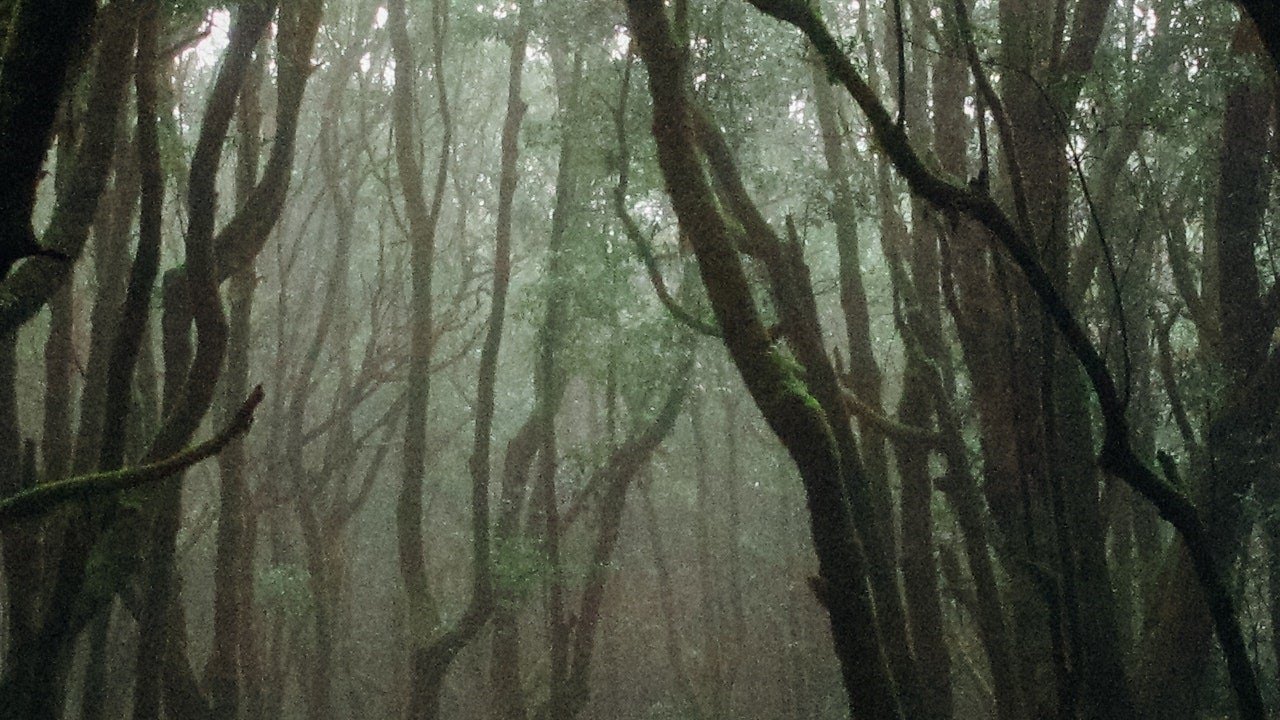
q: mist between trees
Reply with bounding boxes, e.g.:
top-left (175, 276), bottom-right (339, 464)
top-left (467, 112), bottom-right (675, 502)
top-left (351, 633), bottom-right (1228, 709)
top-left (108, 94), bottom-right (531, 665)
top-left (0, 0), bottom-right (1277, 718)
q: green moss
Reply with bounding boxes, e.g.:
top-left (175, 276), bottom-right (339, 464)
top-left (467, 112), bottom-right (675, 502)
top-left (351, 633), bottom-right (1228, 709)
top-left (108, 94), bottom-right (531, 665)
top-left (766, 344), bottom-right (819, 409)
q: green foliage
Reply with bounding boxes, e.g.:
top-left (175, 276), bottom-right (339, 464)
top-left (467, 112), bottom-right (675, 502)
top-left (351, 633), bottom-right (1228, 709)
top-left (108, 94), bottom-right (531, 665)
top-left (612, 302), bottom-right (690, 419)
top-left (449, 5), bottom-right (519, 47)
top-left (156, 112), bottom-right (189, 186)
top-left (537, 0), bottom-right (624, 48)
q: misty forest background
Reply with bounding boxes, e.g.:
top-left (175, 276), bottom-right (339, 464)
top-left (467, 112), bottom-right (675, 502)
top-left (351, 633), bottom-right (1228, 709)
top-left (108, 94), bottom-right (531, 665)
top-left (0, 0), bottom-right (1277, 718)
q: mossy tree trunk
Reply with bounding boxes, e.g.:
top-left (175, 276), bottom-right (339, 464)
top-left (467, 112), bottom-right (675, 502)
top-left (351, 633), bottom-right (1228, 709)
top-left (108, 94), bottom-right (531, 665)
top-left (624, 2), bottom-right (904, 717)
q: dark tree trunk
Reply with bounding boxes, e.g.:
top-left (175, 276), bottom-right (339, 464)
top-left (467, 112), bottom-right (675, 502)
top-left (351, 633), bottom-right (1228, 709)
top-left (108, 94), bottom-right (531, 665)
top-left (0, 0), bottom-right (96, 280)
top-left (207, 26), bottom-right (264, 720)
top-left (548, 352), bottom-right (693, 720)
top-left (387, 0), bottom-right (458, 716)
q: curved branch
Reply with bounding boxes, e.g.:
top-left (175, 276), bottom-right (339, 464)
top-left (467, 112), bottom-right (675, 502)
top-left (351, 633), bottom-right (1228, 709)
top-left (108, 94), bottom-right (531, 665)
top-left (625, 2), bottom-right (904, 716)
top-left (1155, 309), bottom-right (1199, 456)
top-left (1162, 217), bottom-right (1215, 340)
top-left (952, 0), bottom-right (1030, 237)
top-left (615, 208), bottom-right (720, 336)
top-left (612, 57), bottom-right (716, 337)
top-left (0, 387), bottom-right (264, 527)
top-left (840, 386), bottom-right (942, 448)
top-left (213, 0), bottom-right (323, 283)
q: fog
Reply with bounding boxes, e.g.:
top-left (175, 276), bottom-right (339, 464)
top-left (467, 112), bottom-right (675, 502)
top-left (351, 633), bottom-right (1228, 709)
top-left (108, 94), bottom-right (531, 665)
top-left (0, 1), bottom-right (1277, 719)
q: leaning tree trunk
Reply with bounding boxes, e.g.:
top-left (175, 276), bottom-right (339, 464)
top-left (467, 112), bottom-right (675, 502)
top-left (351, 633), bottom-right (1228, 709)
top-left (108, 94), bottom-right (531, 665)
top-left (624, 3), bottom-right (903, 717)
top-left (0, 6), bottom-right (143, 714)
top-left (547, 348), bottom-right (695, 720)
top-left (0, 0), bottom-right (96, 279)
top-left (1133, 21), bottom-right (1277, 719)
top-left (405, 10), bottom-right (530, 719)
top-left (207, 32), bottom-right (265, 720)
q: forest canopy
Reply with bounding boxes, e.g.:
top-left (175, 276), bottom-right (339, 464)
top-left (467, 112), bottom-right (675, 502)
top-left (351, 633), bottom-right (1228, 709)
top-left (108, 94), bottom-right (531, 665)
top-left (0, 0), bottom-right (1277, 719)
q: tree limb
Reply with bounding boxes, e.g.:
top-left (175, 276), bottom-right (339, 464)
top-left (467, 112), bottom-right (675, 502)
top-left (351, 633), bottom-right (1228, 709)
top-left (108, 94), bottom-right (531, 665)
top-left (952, 0), bottom-right (1031, 236)
top-left (0, 386), bottom-right (264, 527)
top-left (840, 385), bottom-right (943, 448)
top-left (613, 55), bottom-right (718, 337)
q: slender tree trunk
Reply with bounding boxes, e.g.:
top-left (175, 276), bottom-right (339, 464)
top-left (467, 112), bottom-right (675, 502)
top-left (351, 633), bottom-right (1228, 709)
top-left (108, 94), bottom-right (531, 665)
top-left (892, 15), bottom-right (955, 715)
top-left (72, 117), bottom-right (137, 479)
top-left (639, 482), bottom-right (702, 718)
top-left (808, 52), bottom-right (898, 697)
top-left (0, 333), bottom-right (42, 714)
top-left (690, 393), bottom-right (724, 717)
top-left (387, 0), bottom-right (456, 715)
top-left (78, 604), bottom-right (114, 720)
top-left (0, 7), bottom-right (141, 715)
top-left (551, 352), bottom-right (693, 719)
top-left (1134, 22), bottom-right (1277, 720)
top-left (133, 6), bottom-right (279, 715)
top-left (491, 29), bottom-right (580, 720)
top-left (208, 31), bottom-right (264, 720)
top-left (42, 282), bottom-right (75, 482)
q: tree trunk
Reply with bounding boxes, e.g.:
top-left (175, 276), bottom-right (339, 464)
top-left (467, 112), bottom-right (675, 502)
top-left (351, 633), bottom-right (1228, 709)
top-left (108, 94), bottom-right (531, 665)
top-left (625, 3), bottom-right (903, 717)
top-left (387, 0), bottom-right (457, 715)
top-left (208, 27), bottom-right (264, 719)
top-left (0, 0), bottom-right (96, 279)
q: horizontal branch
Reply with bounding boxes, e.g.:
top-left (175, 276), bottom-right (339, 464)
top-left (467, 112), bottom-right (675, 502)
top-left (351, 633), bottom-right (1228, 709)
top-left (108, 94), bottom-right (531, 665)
top-left (841, 386), bottom-right (942, 448)
top-left (0, 386), bottom-right (264, 527)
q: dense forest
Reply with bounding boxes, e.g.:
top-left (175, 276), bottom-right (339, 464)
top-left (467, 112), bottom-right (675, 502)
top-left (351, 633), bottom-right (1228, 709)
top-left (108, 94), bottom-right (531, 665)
top-left (0, 0), bottom-right (1276, 718)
